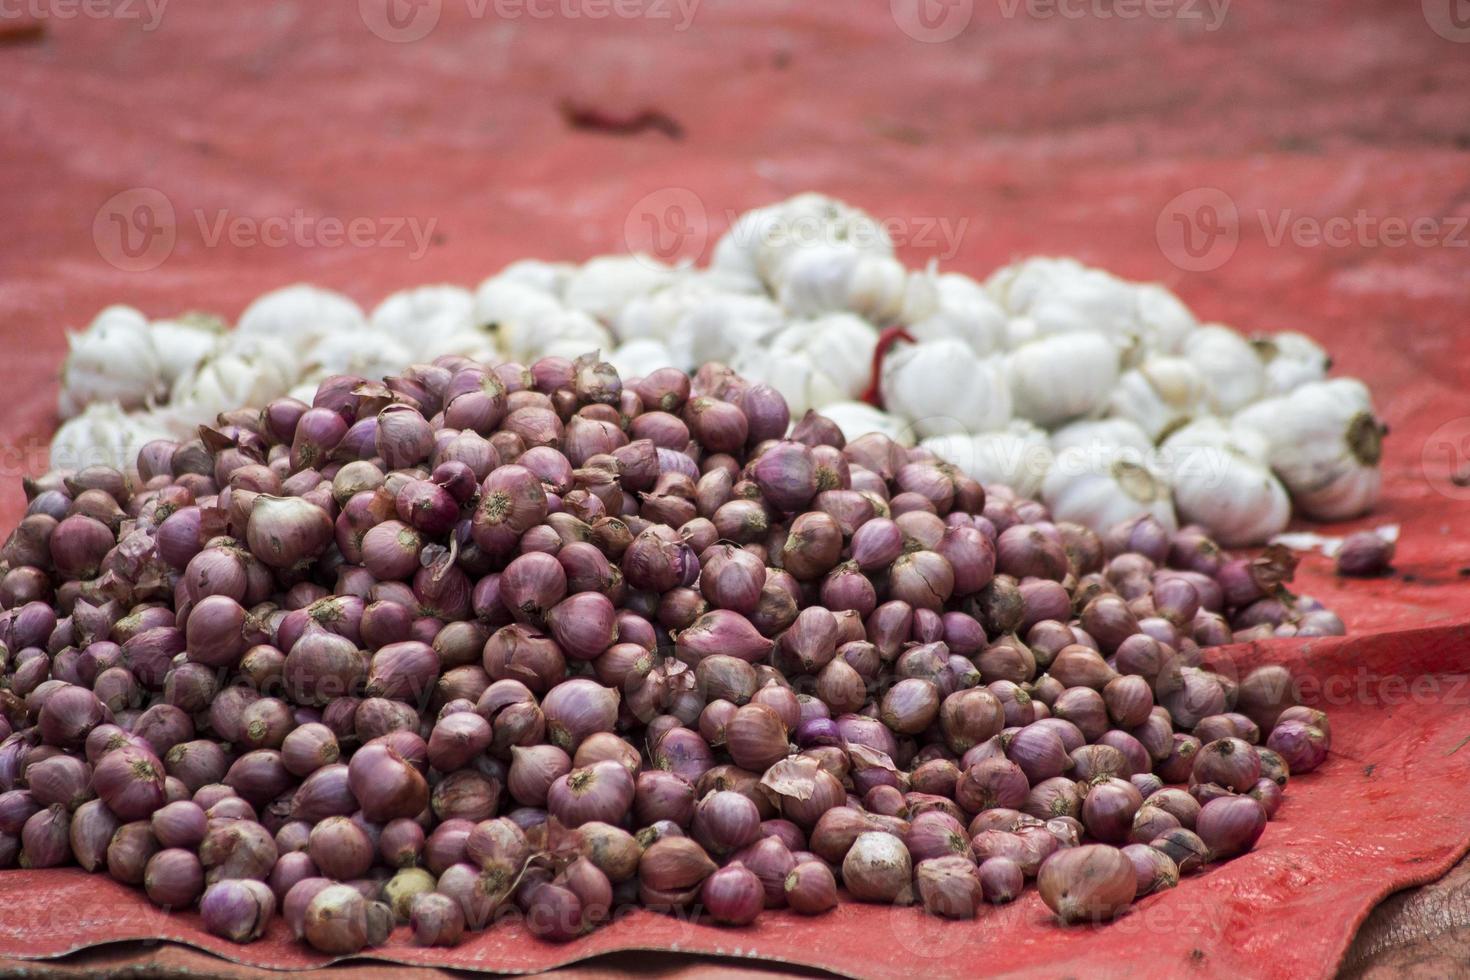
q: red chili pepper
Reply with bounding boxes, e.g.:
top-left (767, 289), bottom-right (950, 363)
top-left (858, 326), bottom-right (915, 408)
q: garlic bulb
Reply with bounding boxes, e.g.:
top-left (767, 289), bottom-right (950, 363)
top-left (906, 273), bottom-right (1008, 356)
top-left (820, 401), bottom-right (917, 447)
top-left (988, 258), bottom-right (1195, 357)
top-left (49, 401), bottom-right (177, 475)
top-left (493, 259), bottom-right (574, 297)
top-left (1003, 315), bottom-right (1041, 351)
top-left (219, 335), bottom-right (300, 392)
top-left (1234, 379), bottom-right (1385, 520)
top-left (502, 309), bottom-right (612, 364)
top-left (732, 314), bottom-right (876, 418)
top-left (1161, 420), bottom-right (1290, 546)
top-left (988, 259), bottom-right (1135, 343)
top-left (608, 339), bottom-right (678, 381)
top-left (1251, 331), bottom-right (1330, 396)
top-left (369, 285), bottom-right (478, 360)
top-left (170, 350), bottom-right (294, 421)
top-left (1183, 324), bottom-right (1264, 414)
top-left (775, 245), bottom-right (935, 326)
top-left (58, 306), bottom-right (165, 419)
top-left (662, 292), bottom-right (784, 368)
top-left (880, 339), bottom-right (1013, 439)
top-left (1049, 418), bottom-right (1153, 457)
top-left (711, 193), bottom-right (893, 292)
top-left (150, 315), bottom-right (225, 387)
top-left (617, 279), bottom-right (708, 343)
top-left (1008, 333), bottom-right (1120, 427)
top-left (563, 255), bottom-right (676, 325)
top-left (1133, 283), bottom-right (1197, 357)
top-left (235, 285), bottom-right (365, 345)
top-left (1107, 356), bottom-right (1211, 442)
top-left (1042, 446), bottom-right (1176, 534)
top-left (922, 421), bottom-right (1053, 498)
top-left (305, 331), bottom-right (414, 380)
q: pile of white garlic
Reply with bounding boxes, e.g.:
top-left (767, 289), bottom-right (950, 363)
top-left (51, 193), bottom-right (1385, 545)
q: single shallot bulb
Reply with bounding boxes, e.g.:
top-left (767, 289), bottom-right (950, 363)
top-left (1037, 844), bottom-right (1137, 924)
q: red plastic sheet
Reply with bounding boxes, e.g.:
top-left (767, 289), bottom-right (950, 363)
top-left (1, 0), bottom-right (1468, 975)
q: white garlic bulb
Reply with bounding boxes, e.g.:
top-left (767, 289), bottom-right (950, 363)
top-left (663, 292), bottom-right (785, 368)
top-left (988, 258), bottom-right (1134, 342)
top-left (505, 309), bottom-right (612, 364)
top-left (1107, 356), bottom-right (1211, 442)
top-left (473, 279), bottom-right (564, 361)
top-left (492, 259), bottom-right (574, 297)
top-left (563, 255), bottom-right (676, 325)
top-left (219, 334), bottom-right (300, 392)
top-left (370, 285), bottom-right (478, 360)
top-left (906, 273), bottom-right (1008, 357)
top-left (1251, 330), bottom-right (1330, 395)
top-left (58, 306), bottom-right (165, 419)
top-left (150, 315), bottom-right (225, 387)
top-left (170, 350), bottom-right (294, 420)
top-left (1161, 419), bottom-right (1290, 546)
top-left (1003, 315), bottom-right (1041, 351)
top-left (988, 258), bottom-right (1195, 357)
top-left (305, 331), bottom-right (414, 380)
top-left (1008, 333), bottom-right (1121, 427)
top-left (49, 401), bottom-right (178, 475)
top-left (1233, 379), bottom-right (1385, 520)
top-left (819, 401), bottom-right (916, 447)
top-left (617, 279), bottom-right (709, 343)
top-left (608, 339), bottom-right (678, 381)
top-left (1133, 283), bottom-right (1197, 356)
top-left (880, 339), bottom-right (1012, 439)
top-left (922, 421), bottom-right (1053, 498)
top-left (235, 285), bottom-right (365, 345)
top-left (1049, 417), bottom-right (1153, 457)
top-left (1183, 324), bottom-right (1264, 413)
top-left (711, 193), bottom-right (893, 292)
top-left (1042, 445), bottom-right (1177, 534)
top-left (732, 314), bottom-right (877, 418)
top-left (775, 245), bottom-right (932, 325)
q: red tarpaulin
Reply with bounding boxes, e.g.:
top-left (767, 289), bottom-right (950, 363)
top-left (1, 0), bottom-right (1468, 975)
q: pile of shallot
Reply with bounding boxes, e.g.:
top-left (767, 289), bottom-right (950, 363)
top-left (0, 353), bottom-right (1333, 951)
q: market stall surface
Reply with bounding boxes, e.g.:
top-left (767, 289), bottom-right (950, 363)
top-left (1, 1), bottom-right (1468, 975)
